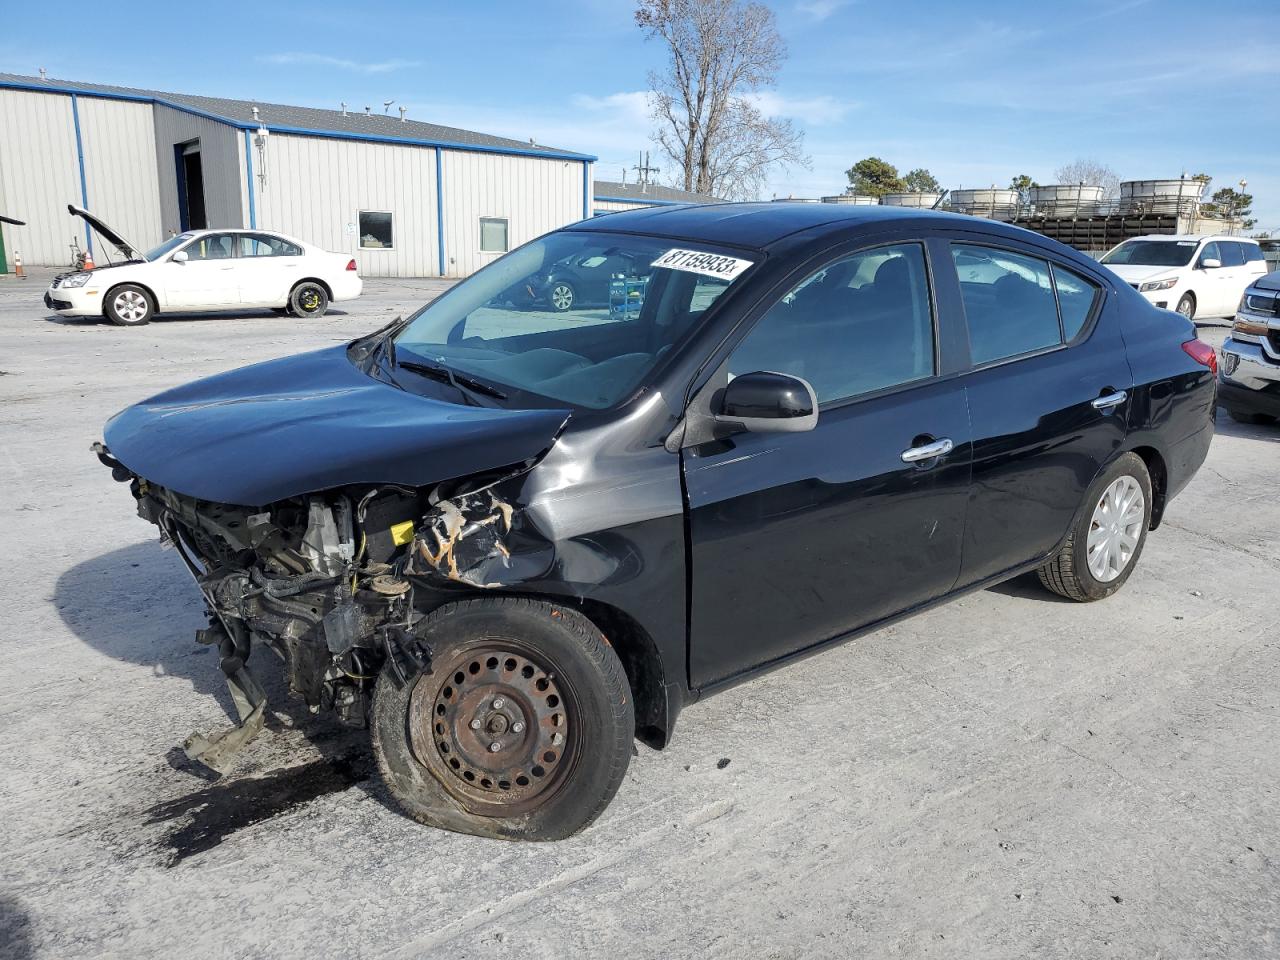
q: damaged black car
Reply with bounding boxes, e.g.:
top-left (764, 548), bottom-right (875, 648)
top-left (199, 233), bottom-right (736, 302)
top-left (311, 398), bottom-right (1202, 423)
top-left (97, 203), bottom-right (1215, 839)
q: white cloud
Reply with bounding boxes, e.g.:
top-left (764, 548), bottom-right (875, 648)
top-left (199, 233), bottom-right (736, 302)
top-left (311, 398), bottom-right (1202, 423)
top-left (796, 0), bottom-right (848, 21)
top-left (747, 92), bottom-right (856, 126)
top-left (258, 53), bottom-right (421, 74)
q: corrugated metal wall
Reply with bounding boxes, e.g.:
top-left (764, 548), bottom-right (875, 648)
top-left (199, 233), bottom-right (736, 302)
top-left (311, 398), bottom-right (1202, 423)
top-left (153, 104), bottom-right (245, 234)
top-left (440, 152), bottom-right (588, 277)
top-left (0, 89), bottom-right (84, 266)
top-left (77, 98), bottom-right (163, 256)
top-left (250, 133), bottom-right (439, 278)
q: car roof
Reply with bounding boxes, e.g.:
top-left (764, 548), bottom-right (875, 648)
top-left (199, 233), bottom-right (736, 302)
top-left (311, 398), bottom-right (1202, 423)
top-left (180, 228), bottom-right (308, 244)
top-left (566, 201), bottom-right (1004, 250)
top-left (1125, 234), bottom-right (1258, 244)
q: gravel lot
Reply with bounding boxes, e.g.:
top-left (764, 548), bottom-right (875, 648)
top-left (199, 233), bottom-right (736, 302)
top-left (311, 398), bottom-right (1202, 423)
top-left (1, 268), bottom-right (1277, 960)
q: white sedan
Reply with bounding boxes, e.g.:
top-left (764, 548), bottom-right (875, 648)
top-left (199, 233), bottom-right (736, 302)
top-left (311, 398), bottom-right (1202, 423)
top-left (44, 205), bottom-right (362, 326)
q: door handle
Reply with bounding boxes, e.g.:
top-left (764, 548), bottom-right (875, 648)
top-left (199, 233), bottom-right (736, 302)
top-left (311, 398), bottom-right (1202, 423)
top-left (901, 437), bottom-right (954, 463)
top-left (1091, 390), bottom-right (1127, 410)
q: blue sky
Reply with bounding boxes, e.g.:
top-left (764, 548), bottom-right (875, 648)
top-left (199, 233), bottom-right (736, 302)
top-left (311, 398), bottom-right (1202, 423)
top-left (4, 0), bottom-right (1277, 228)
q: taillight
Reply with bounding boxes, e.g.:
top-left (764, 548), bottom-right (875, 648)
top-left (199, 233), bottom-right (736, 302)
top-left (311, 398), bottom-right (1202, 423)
top-left (1182, 338), bottom-right (1217, 376)
top-left (346, 259), bottom-right (358, 272)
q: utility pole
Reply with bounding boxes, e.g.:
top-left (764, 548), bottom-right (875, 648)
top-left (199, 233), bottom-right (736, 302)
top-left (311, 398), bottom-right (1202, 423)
top-left (633, 151), bottom-right (660, 192)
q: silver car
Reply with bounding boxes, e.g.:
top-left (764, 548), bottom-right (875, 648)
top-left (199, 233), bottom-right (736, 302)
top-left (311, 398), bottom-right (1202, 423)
top-left (1219, 272), bottom-right (1280, 424)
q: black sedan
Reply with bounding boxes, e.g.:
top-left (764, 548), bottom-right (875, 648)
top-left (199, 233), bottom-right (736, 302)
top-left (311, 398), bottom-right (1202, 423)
top-left (95, 203), bottom-right (1215, 840)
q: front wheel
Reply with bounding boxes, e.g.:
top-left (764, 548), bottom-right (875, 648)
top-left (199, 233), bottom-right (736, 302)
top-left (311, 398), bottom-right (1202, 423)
top-left (1037, 452), bottom-right (1152, 602)
top-left (104, 284), bottom-right (154, 326)
top-left (371, 598), bottom-right (633, 840)
top-left (1175, 293), bottom-right (1195, 320)
top-left (548, 281), bottom-right (575, 312)
top-left (289, 282), bottom-right (329, 318)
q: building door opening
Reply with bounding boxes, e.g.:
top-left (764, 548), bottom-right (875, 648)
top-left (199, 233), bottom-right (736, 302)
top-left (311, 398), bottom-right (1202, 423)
top-left (175, 140), bottom-right (207, 231)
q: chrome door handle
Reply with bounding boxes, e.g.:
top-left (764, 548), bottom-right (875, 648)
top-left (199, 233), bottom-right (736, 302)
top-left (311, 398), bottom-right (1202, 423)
top-left (1091, 390), bottom-right (1127, 410)
top-left (901, 438), bottom-right (954, 463)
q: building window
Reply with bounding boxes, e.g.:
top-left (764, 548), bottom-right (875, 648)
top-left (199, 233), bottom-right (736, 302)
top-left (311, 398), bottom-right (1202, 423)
top-left (480, 217), bottom-right (509, 253)
top-left (359, 211), bottom-right (393, 249)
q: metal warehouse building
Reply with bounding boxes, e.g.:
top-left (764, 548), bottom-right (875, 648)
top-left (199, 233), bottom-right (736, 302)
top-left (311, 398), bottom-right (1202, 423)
top-left (592, 180), bottom-right (718, 216)
top-left (0, 73), bottom-right (596, 277)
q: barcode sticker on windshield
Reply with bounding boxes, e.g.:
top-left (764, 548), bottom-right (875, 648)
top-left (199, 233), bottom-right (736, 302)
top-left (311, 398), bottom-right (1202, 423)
top-left (651, 249), bottom-right (754, 280)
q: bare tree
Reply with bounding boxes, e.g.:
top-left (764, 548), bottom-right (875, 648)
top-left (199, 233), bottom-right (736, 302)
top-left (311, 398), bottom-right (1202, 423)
top-left (636, 0), bottom-right (808, 201)
top-left (1054, 158), bottom-right (1120, 197)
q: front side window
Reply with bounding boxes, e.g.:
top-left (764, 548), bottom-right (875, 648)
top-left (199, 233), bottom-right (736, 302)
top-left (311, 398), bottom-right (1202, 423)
top-left (1101, 240), bottom-right (1198, 267)
top-left (238, 234), bottom-right (302, 257)
top-left (728, 243), bottom-right (934, 404)
top-left (394, 232), bottom-right (756, 409)
top-left (145, 233), bottom-right (194, 261)
top-left (952, 245), bottom-right (1059, 364)
top-left (480, 217), bottom-right (509, 253)
top-left (359, 212), bottom-right (393, 249)
top-left (184, 234), bottom-right (236, 261)
top-left (1198, 241), bottom-right (1222, 266)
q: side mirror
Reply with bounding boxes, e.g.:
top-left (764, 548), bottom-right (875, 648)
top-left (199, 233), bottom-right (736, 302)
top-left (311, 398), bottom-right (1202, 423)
top-left (171, 250), bottom-right (188, 264)
top-left (715, 371), bottom-right (818, 434)
top-left (1200, 257), bottom-right (1221, 269)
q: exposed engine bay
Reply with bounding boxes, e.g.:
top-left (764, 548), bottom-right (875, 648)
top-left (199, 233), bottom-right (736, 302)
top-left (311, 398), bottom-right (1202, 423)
top-left (97, 442), bottom-right (536, 772)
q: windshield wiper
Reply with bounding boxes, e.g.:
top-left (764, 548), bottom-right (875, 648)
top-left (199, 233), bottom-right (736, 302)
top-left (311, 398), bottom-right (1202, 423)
top-left (398, 360), bottom-right (508, 404)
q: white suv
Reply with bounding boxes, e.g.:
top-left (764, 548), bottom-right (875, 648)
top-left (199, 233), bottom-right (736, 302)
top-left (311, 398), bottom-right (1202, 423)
top-left (1099, 234), bottom-right (1267, 320)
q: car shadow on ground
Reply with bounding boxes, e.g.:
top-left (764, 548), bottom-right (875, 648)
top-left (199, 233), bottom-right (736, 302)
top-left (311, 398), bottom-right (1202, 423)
top-left (0, 893), bottom-right (33, 960)
top-left (54, 542), bottom-right (394, 859)
top-left (1212, 408), bottom-right (1280, 443)
top-left (39, 308), bottom-right (350, 326)
top-left (985, 570), bottom-right (1075, 603)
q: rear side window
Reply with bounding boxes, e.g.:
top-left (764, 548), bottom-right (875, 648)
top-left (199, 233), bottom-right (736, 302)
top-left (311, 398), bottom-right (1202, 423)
top-left (730, 242), bottom-right (934, 404)
top-left (1243, 244), bottom-right (1265, 263)
top-left (952, 245), bottom-right (1059, 364)
top-left (1052, 264), bottom-right (1100, 340)
top-left (1220, 242), bottom-right (1246, 268)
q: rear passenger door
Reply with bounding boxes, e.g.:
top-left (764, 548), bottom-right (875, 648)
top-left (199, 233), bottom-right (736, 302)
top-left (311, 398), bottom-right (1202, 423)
top-left (945, 240), bottom-right (1131, 588)
top-left (235, 234), bottom-right (304, 306)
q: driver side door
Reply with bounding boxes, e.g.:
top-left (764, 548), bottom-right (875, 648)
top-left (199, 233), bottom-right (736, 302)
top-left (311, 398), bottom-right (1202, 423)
top-left (161, 233), bottom-right (241, 308)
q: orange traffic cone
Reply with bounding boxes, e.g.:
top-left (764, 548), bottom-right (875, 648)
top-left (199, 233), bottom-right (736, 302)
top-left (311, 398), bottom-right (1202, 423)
top-left (13, 250), bottom-right (23, 278)
top-left (82, 250), bottom-right (95, 270)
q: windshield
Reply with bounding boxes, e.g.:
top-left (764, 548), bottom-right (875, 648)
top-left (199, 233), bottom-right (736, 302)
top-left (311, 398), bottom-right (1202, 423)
top-left (143, 234), bottom-right (194, 262)
top-left (393, 231), bottom-right (755, 409)
top-left (1101, 239), bottom-right (1198, 267)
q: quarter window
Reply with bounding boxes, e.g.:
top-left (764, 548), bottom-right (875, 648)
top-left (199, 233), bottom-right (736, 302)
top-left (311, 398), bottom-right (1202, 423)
top-left (729, 243), bottom-right (934, 404)
top-left (480, 217), bottom-right (509, 253)
top-left (1051, 264), bottom-right (1100, 340)
top-left (358, 212), bottom-right (393, 249)
top-left (952, 245), bottom-right (1060, 364)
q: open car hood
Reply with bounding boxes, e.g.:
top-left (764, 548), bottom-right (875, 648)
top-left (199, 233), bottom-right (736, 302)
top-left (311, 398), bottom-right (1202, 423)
top-left (68, 204), bottom-right (139, 260)
top-left (103, 345), bottom-right (572, 506)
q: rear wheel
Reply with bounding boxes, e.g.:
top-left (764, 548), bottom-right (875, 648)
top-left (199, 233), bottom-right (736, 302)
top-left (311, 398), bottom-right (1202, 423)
top-left (289, 282), bottom-right (329, 318)
top-left (1037, 452), bottom-right (1152, 602)
top-left (104, 284), bottom-right (154, 326)
top-left (1175, 293), bottom-right (1195, 320)
top-left (371, 598), bottom-right (633, 840)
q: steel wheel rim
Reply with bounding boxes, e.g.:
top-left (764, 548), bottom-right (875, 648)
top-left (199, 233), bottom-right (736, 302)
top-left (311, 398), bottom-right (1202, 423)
top-left (116, 291), bottom-right (146, 322)
top-left (408, 640), bottom-right (577, 816)
top-left (298, 288), bottom-right (321, 312)
top-left (551, 284), bottom-right (573, 310)
top-left (1087, 475), bottom-right (1144, 582)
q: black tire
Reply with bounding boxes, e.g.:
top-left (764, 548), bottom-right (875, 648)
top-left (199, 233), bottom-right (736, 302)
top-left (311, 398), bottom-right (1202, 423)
top-left (289, 281), bottom-right (329, 318)
top-left (371, 597), bottom-right (633, 840)
top-left (1037, 452), bottom-right (1153, 602)
top-left (1228, 408), bottom-right (1275, 425)
top-left (104, 284), bottom-right (154, 326)
top-left (548, 281), bottom-right (576, 312)
top-left (1175, 293), bottom-right (1195, 320)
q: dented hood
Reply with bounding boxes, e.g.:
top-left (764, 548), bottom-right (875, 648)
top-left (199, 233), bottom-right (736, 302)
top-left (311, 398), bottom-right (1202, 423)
top-left (103, 345), bottom-right (571, 505)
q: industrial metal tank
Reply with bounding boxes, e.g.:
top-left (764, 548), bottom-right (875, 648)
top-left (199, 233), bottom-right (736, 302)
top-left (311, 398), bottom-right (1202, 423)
top-left (1119, 178), bottom-right (1205, 216)
top-left (1028, 183), bottom-right (1105, 217)
top-left (949, 188), bottom-right (1020, 221)
top-left (820, 194), bottom-right (878, 205)
top-left (878, 192), bottom-right (943, 209)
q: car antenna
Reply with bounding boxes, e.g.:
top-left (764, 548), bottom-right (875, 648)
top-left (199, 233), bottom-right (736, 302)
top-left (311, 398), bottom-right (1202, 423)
top-left (931, 190), bottom-right (949, 211)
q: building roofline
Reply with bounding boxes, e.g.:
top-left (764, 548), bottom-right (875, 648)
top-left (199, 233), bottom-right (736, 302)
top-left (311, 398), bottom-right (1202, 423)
top-left (595, 194), bottom-right (687, 207)
top-left (0, 77), bottom-right (598, 163)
